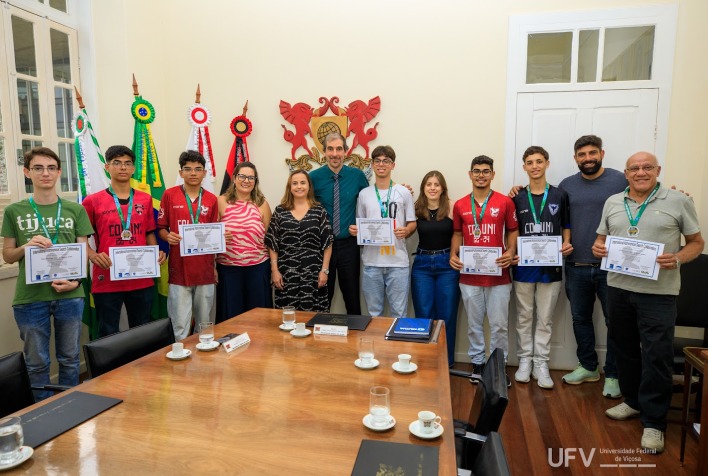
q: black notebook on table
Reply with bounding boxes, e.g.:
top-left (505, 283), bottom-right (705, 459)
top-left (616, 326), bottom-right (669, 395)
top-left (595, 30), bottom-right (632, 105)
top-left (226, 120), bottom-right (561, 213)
top-left (21, 391), bottom-right (122, 448)
top-left (384, 318), bottom-right (440, 343)
top-left (306, 313), bottom-right (372, 330)
top-left (351, 440), bottom-right (439, 476)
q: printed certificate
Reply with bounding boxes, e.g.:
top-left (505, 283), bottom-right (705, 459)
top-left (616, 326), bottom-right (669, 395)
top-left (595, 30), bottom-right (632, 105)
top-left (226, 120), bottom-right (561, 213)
top-left (25, 243), bottom-right (87, 284)
top-left (600, 236), bottom-right (664, 280)
top-left (178, 223), bottom-right (226, 256)
top-left (517, 236), bottom-right (562, 267)
top-left (109, 245), bottom-right (160, 280)
top-left (460, 246), bottom-right (502, 276)
top-left (356, 218), bottom-right (394, 246)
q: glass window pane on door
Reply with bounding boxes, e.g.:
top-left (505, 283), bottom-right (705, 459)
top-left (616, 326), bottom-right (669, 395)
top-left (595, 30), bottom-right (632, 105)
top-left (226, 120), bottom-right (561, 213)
top-left (17, 79), bottom-right (42, 135)
top-left (49, 0), bottom-right (67, 12)
top-left (526, 32), bottom-right (572, 84)
top-left (22, 139), bottom-right (43, 194)
top-left (50, 29), bottom-right (72, 83)
top-left (55, 87), bottom-right (73, 138)
top-left (58, 142), bottom-right (76, 192)
top-left (0, 139), bottom-right (8, 195)
top-left (577, 30), bottom-right (599, 83)
top-left (11, 16), bottom-right (37, 77)
top-left (602, 26), bottom-right (655, 82)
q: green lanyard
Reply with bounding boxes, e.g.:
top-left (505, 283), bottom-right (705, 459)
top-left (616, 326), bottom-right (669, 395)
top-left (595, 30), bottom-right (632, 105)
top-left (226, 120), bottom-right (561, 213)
top-left (109, 186), bottom-right (134, 240)
top-left (374, 180), bottom-right (393, 218)
top-left (623, 183), bottom-right (660, 237)
top-left (470, 190), bottom-right (492, 238)
top-left (183, 186), bottom-right (203, 224)
top-left (29, 196), bottom-right (62, 244)
top-left (527, 183), bottom-right (549, 233)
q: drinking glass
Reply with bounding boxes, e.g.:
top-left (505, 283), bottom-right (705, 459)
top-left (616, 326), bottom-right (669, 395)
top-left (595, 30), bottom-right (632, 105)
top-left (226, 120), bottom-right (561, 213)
top-left (282, 306), bottom-right (296, 328)
top-left (0, 416), bottom-right (23, 464)
top-left (358, 337), bottom-right (374, 367)
top-left (369, 386), bottom-right (390, 427)
top-left (199, 322), bottom-right (214, 344)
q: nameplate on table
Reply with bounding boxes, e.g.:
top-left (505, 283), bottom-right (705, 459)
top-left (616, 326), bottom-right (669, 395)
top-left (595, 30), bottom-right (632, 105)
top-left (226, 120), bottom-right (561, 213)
top-left (223, 332), bottom-right (250, 353)
top-left (313, 324), bottom-right (348, 336)
top-left (20, 391), bottom-right (122, 448)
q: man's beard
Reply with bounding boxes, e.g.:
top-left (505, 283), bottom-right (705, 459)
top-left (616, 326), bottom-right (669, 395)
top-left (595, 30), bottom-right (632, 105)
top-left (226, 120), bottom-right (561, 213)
top-left (578, 160), bottom-right (601, 175)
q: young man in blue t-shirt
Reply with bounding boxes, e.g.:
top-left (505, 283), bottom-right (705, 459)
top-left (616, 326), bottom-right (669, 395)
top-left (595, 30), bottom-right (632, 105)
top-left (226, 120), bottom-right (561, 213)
top-left (512, 146), bottom-right (572, 389)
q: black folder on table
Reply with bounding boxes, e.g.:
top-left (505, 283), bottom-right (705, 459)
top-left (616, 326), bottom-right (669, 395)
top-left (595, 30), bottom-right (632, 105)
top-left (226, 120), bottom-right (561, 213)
top-left (20, 391), bottom-right (122, 448)
top-left (384, 318), bottom-right (442, 344)
top-left (351, 440), bottom-right (439, 476)
top-left (306, 313), bottom-right (372, 330)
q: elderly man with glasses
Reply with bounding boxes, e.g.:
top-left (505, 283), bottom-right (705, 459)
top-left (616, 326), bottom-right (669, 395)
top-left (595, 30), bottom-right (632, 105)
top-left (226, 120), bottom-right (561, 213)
top-left (592, 151), bottom-right (704, 453)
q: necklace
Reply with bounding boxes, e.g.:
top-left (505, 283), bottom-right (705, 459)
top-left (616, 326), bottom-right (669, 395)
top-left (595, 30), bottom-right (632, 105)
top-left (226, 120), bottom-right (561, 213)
top-left (428, 208), bottom-right (438, 220)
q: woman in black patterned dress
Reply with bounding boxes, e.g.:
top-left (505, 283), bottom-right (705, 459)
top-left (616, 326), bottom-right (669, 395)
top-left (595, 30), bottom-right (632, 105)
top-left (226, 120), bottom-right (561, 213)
top-left (265, 170), bottom-right (333, 311)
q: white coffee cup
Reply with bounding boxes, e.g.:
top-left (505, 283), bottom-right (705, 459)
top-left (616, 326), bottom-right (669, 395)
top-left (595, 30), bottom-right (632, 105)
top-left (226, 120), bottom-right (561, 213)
top-left (172, 342), bottom-right (184, 356)
top-left (397, 353), bottom-right (411, 370)
top-left (295, 322), bottom-right (306, 333)
top-left (418, 410), bottom-right (442, 434)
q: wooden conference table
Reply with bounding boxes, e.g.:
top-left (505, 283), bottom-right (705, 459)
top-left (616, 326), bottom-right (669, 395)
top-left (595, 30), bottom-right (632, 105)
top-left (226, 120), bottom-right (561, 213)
top-left (11, 308), bottom-right (455, 475)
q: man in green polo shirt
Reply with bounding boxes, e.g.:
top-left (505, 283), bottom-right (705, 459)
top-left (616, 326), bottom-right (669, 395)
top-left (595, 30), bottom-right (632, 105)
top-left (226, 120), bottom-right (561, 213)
top-left (310, 133), bottom-right (369, 314)
top-left (2, 147), bottom-right (94, 400)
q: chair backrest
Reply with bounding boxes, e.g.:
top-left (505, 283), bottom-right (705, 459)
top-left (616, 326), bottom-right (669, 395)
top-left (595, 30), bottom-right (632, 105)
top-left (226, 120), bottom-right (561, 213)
top-left (0, 352), bottom-right (35, 418)
top-left (467, 348), bottom-right (509, 435)
top-left (83, 318), bottom-right (175, 378)
top-left (471, 432), bottom-right (512, 476)
top-left (676, 253), bottom-right (708, 336)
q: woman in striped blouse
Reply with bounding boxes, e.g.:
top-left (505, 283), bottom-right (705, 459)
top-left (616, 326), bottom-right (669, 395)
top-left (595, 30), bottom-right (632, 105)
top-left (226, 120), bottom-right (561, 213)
top-left (216, 162), bottom-right (273, 322)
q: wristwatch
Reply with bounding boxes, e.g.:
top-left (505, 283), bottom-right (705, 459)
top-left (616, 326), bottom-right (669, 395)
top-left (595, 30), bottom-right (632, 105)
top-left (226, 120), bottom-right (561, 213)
top-left (675, 256), bottom-right (681, 268)
top-left (321, 269), bottom-right (329, 275)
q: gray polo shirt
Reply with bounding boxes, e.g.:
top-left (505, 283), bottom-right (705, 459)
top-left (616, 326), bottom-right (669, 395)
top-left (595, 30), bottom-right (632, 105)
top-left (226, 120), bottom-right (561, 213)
top-left (597, 184), bottom-right (701, 295)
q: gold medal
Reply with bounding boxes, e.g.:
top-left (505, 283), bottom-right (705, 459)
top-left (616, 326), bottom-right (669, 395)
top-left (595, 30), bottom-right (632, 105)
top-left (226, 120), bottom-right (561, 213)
top-left (627, 226), bottom-right (639, 237)
top-left (121, 229), bottom-right (133, 240)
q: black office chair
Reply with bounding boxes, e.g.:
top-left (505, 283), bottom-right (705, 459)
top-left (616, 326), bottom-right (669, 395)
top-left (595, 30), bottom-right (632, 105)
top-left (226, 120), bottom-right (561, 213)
top-left (673, 253), bottom-right (708, 374)
top-left (457, 431), bottom-right (512, 476)
top-left (0, 352), bottom-right (70, 418)
top-left (450, 348), bottom-right (509, 471)
top-left (83, 318), bottom-right (175, 378)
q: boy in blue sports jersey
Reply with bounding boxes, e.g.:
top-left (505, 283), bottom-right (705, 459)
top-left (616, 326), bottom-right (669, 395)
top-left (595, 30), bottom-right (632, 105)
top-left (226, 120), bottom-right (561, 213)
top-left (512, 146), bottom-right (572, 389)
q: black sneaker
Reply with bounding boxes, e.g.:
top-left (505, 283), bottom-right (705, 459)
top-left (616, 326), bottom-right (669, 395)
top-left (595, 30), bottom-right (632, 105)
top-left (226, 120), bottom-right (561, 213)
top-left (469, 362), bottom-right (485, 384)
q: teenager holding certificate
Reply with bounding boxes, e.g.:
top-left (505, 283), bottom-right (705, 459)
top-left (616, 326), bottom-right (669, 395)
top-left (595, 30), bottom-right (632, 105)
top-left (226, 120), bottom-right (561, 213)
top-left (2, 147), bottom-right (94, 399)
top-left (158, 151), bottom-right (219, 341)
top-left (511, 146), bottom-right (572, 389)
top-left (450, 155), bottom-right (517, 384)
top-left (82, 145), bottom-right (166, 338)
top-left (592, 152), bottom-right (704, 453)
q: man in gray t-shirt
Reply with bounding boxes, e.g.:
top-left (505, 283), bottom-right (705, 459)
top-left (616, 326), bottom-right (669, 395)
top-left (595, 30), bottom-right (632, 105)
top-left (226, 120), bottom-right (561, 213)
top-left (557, 135), bottom-right (627, 399)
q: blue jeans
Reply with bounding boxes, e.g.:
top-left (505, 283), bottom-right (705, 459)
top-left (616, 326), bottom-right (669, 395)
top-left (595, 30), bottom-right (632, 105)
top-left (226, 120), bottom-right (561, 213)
top-left (13, 297), bottom-right (84, 401)
top-left (361, 266), bottom-right (410, 318)
top-left (564, 264), bottom-right (617, 378)
top-left (411, 251), bottom-right (460, 365)
top-left (93, 286), bottom-right (154, 338)
top-left (607, 287), bottom-right (675, 431)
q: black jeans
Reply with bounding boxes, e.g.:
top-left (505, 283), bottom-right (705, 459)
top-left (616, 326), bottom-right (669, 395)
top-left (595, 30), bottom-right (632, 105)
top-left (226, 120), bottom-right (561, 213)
top-left (326, 237), bottom-right (361, 315)
top-left (93, 286), bottom-right (154, 338)
top-left (607, 286), bottom-right (676, 431)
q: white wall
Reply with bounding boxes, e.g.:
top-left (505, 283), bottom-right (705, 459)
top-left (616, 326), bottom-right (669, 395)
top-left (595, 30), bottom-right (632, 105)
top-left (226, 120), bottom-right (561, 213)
top-left (1, 0), bottom-right (706, 362)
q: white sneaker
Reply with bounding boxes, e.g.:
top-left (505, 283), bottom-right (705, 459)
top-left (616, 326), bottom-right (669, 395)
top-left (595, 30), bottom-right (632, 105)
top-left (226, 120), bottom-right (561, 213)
top-left (641, 428), bottom-right (664, 453)
top-left (605, 402), bottom-right (640, 421)
top-left (515, 358), bottom-right (532, 383)
top-left (532, 361), bottom-right (554, 389)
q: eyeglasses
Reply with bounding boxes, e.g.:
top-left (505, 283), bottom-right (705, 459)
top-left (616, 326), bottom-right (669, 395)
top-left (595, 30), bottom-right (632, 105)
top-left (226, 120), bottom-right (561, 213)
top-left (471, 169), bottom-right (493, 177)
top-left (182, 167), bottom-right (204, 173)
top-left (626, 165), bottom-right (658, 174)
top-left (110, 161), bottom-right (135, 169)
top-left (29, 166), bottom-right (59, 173)
top-left (236, 174), bottom-right (256, 182)
top-left (372, 158), bottom-right (393, 166)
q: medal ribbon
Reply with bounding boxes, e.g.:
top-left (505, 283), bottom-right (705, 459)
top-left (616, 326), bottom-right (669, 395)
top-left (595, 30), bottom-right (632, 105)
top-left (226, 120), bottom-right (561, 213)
top-left (527, 183), bottom-right (549, 230)
top-left (470, 190), bottom-right (492, 231)
top-left (183, 186), bottom-right (203, 224)
top-left (374, 180), bottom-right (393, 218)
top-left (623, 183), bottom-right (660, 227)
top-left (109, 186), bottom-right (134, 235)
top-left (29, 196), bottom-right (62, 244)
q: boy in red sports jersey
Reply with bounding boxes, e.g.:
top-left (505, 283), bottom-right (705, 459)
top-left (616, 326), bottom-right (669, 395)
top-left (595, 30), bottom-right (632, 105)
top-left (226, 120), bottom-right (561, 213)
top-left (83, 145), bottom-right (166, 338)
top-left (158, 151), bottom-right (219, 341)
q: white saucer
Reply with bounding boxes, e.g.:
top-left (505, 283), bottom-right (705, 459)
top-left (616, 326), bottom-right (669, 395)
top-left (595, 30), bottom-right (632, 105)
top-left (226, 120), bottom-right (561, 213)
top-left (362, 413), bottom-right (396, 431)
top-left (0, 446), bottom-right (33, 470)
top-left (392, 362), bottom-right (418, 374)
top-left (354, 358), bottom-right (380, 370)
top-left (166, 349), bottom-right (192, 360)
top-left (290, 328), bottom-right (312, 338)
top-left (196, 341), bottom-right (220, 351)
top-left (279, 323), bottom-right (296, 331)
top-left (409, 420), bottom-right (444, 439)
